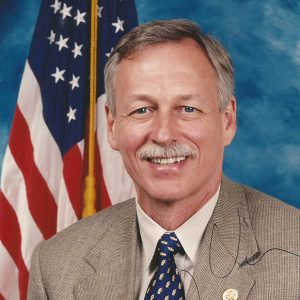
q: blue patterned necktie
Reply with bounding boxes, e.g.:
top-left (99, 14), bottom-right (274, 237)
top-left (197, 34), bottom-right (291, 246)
top-left (144, 232), bottom-right (185, 300)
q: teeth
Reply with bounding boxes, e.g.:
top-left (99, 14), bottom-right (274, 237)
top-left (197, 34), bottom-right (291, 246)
top-left (150, 156), bottom-right (186, 164)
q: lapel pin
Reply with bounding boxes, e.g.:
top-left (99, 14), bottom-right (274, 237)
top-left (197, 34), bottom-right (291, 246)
top-left (222, 288), bottom-right (238, 300)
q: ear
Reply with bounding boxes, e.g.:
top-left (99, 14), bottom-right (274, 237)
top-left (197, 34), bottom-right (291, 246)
top-left (105, 104), bottom-right (119, 151)
top-left (222, 96), bottom-right (237, 146)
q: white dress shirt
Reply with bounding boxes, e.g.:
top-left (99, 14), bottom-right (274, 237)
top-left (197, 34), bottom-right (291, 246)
top-left (135, 187), bottom-right (220, 299)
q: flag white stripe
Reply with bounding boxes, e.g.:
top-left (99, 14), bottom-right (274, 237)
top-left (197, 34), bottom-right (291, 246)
top-left (0, 242), bottom-right (20, 300)
top-left (1, 148), bottom-right (43, 269)
top-left (77, 140), bottom-right (84, 158)
top-left (18, 62), bottom-right (78, 231)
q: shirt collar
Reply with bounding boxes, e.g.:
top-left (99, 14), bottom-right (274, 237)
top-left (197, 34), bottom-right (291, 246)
top-left (136, 186), bottom-right (220, 270)
top-left (136, 200), bottom-right (165, 270)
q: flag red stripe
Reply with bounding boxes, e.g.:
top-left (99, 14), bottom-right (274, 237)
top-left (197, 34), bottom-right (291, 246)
top-left (18, 258), bottom-right (29, 300)
top-left (9, 106), bottom-right (57, 239)
top-left (63, 145), bottom-right (84, 219)
top-left (0, 191), bottom-right (29, 300)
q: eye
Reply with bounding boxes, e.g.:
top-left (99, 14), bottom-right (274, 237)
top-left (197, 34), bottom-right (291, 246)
top-left (183, 106), bottom-right (196, 113)
top-left (130, 107), bottom-right (150, 115)
top-left (135, 107), bottom-right (147, 114)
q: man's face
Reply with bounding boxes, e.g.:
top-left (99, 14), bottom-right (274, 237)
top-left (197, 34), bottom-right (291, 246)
top-left (106, 38), bottom-right (236, 207)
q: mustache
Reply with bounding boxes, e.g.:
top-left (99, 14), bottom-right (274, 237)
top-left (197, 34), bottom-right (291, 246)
top-left (137, 144), bottom-right (196, 160)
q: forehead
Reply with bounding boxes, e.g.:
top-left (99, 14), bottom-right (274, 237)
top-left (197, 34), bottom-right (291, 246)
top-left (120, 38), bottom-right (215, 73)
top-left (114, 38), bottom-right (219, 95)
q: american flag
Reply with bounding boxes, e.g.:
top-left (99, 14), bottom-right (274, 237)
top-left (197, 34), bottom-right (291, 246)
top-left (0, 0), bottom-right (137, 299)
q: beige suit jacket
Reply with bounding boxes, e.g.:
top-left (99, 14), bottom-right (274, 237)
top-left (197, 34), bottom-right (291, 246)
top-left (28, 177), bottom-right (300, 299)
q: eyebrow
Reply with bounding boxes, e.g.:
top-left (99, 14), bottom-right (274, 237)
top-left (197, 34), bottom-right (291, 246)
top-left (124, 93), bottom-right (212, 112)
top-left (128, 93), bottom-right (203, 102)
top-left (127, 94), bottom-right (156, 102)
top-left (179, 94), bottom-right (202, 101)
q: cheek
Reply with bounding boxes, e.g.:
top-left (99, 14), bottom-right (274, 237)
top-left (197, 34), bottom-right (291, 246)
top-left (115, 124), bottom-right (148, 158)
top-left (183, 119), bottom-right (223, 146)
top-left (182, 122), bottom-right (225, 164)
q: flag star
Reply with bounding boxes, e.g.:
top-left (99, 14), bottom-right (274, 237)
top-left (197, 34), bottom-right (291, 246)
top-left (51, 67), bottom-right (65, 83)
top-left (97, 6), bottom-right (103, 18)
top-left (72, 42), bottom-right (83, 58)
top-left (106, 47), bottom-right (114, 58)
top-left (69, 74), bottom-right (80, 90)
top-left (50, 0), bottom-right (61, 14)
top-left (112, 16), bottom-right (124, 33)
top-left (47, 30), bottom-right (56, 45)
top-left (60, 3), bottom-right (72, 20)
top-left (66, 106), bottom-right (77, 123)
top-left (55, 34), bottom-right (69, 51)
top-left (74, 9), bottom-right (86, 26)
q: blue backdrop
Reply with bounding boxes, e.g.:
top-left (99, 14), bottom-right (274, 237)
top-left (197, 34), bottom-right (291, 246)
top-left (0, 0), bottom-right (299, 208)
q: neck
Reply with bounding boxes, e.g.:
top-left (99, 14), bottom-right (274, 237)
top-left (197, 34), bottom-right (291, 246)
top-left (137, 177), bottom-right (221, 231)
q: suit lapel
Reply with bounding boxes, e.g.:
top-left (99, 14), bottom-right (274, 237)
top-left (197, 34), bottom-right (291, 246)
top-left (73, 200), bottom-right (138, 299)
top-left (188, 177), bottom-right (259, 300)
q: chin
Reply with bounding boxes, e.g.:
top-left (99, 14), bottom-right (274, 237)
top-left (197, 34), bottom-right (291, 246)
top-left (146, 186), bottom-right (189, 203)
top-left (134, 177), bottom-right (198, 203)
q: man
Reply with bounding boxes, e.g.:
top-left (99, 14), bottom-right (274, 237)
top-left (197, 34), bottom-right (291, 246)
top-left (28, 19), bottom-right (300, 299)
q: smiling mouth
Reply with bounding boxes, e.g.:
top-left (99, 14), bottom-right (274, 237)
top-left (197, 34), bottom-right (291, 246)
top-left (147, 156), bottom-right (187, 165)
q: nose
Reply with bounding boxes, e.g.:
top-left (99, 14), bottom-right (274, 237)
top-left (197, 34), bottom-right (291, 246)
top-left (150, 110), bottom-right (178, 146)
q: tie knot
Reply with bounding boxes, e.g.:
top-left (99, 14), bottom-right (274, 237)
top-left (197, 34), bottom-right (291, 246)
top-left (157, 232), bottom-right (183, 259)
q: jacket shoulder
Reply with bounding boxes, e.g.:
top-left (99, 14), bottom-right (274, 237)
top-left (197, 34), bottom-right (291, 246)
top-left (240, 182), bottom-right (300, 219)
top-left (40, 198), bottom-right (135, 252)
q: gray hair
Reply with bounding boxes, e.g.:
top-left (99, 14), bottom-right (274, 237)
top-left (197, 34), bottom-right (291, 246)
top-left (104, 19), bottom-right (234, 115)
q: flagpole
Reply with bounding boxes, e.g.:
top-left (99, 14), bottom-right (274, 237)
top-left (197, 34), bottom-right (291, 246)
top-left (83, 0), bottom-right (98, 218)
